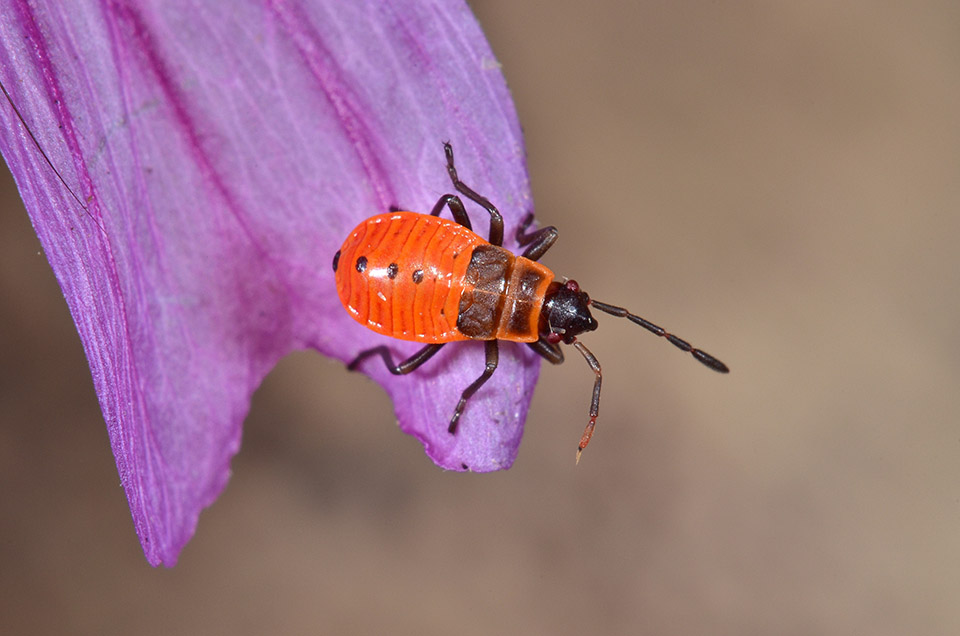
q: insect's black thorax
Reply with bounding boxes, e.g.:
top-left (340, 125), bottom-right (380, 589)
top-left (456, 245), bottom-right (554, 342)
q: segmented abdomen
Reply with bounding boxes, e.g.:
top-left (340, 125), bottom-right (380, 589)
top-left (335, 212), bottom-right (485, 343)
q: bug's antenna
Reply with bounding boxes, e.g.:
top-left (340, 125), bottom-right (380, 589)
top-left (590, 299), bottom-right (730, 373)
top-left (573, 340), bottom-right (602, 465)
top-left (0, 77), bottom-right (90, 213)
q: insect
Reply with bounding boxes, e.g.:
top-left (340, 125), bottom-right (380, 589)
top-left (335, 143), bottom-right (729, 462)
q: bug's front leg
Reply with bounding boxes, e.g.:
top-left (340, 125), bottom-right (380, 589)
top-left (515, 212), bottom-right (559, 262)
top-left (527, 335), bottom-right (564, 364)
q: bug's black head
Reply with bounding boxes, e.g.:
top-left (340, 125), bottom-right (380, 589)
top-left (540, 280), bottom-right (598, 345)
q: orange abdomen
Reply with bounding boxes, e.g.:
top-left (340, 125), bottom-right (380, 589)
top-left (334, 212), bottom-right (555, 343)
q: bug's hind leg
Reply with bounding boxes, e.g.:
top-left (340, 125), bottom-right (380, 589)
top-left (527, 336), bottom-right (564, 365)
top-left (348, 343), bottom-right (445, 375)
top-left (443, 142), bottom-right (504, 247)
top-left (448, 340), bottom-right (499, 434)
top-left (515, 212), bottom-right (559, 262)
top-left (429, 193), bottom-right (473, 231)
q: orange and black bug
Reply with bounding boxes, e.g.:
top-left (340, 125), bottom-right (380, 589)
top-left (334, 143), bottom-right (729, 461)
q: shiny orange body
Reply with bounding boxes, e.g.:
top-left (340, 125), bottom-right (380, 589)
top-left (335, 212), bottom-right (555, 343)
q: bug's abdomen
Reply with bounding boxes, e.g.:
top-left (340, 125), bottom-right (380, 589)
top-left (335, 212), bottom-right (486, 343)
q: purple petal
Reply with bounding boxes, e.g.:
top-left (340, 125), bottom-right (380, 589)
top-left (0, 0), bottom-right (538, 566)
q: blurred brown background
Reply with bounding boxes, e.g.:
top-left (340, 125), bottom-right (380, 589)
top-left (3, 1), bottom-right (959, 634)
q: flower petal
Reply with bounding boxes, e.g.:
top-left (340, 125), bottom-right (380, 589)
top-left (0, 0), bottom-right (537, 566)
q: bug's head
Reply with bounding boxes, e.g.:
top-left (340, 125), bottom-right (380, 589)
top-left (541, 280), bottom-right (598, 345)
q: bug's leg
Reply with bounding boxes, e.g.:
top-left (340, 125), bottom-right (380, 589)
top-left (443, 142), bottom-right (504, 247)
top-left (515, 212), bottom-right (559, 262)
top-left (448, 340), bottom-right (499, 434)
top-left (429, 193), bottom-right (472, 231)
top-left (348, 343), bottom-right (444, 375)
top-left (572, 340), bottom-right (602, 465)
top-left (515, 212), bottom-right (535, 243)
top-left (527, 336), bottom-right (564, 365)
